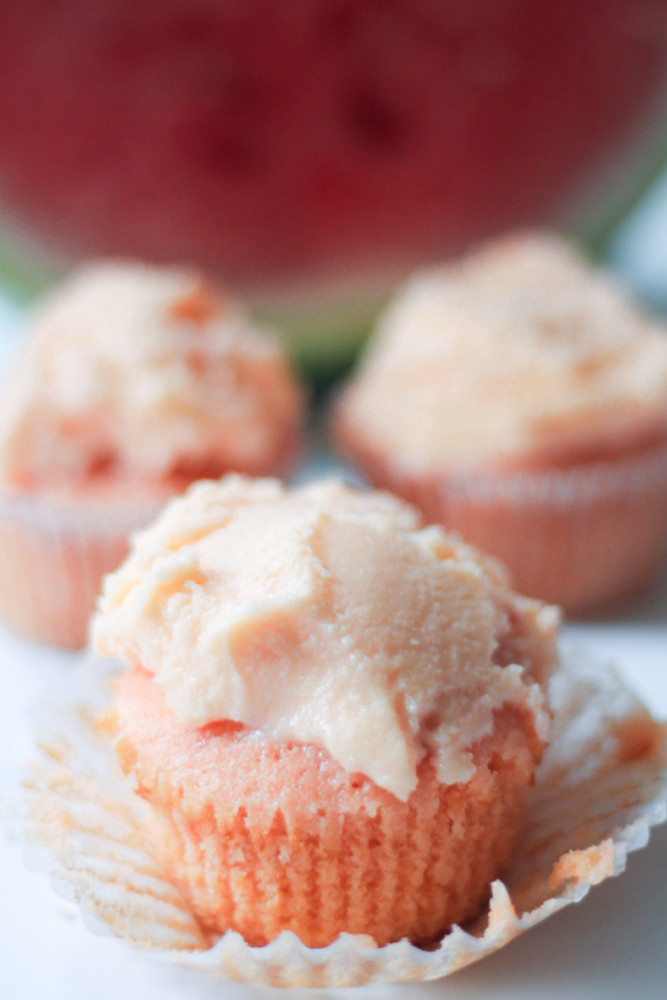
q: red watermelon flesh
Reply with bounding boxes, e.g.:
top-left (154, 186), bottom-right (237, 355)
top-left (0, 1), bottom-right (665, 298)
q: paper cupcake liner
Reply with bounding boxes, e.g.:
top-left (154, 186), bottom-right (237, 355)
top-left (336, 426), bottom-right (667, 613)
top-left (0, 489), bottom-right (161, 649)
top-left (13, 647), bottom-right (667, 989)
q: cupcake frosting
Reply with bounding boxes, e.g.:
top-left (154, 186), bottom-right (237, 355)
top-left (92, 476), bottom-right (557, 801)
top-left (0, 264), bottom-right (302, 490)
top-left (338, 234), bottom-right (667, 473)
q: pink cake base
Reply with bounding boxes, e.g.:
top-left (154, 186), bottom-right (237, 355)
top-left (104, 667), bottom-right (546, 948)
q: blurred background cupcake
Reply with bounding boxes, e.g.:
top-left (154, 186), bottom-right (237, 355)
top-left (0, 263), bottom-right (304, 648)
top-left (334, 234), bottom-right (667, 613)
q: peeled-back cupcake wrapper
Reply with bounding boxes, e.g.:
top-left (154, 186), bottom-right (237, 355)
top-left (16, 648), bottom-right (667, 989)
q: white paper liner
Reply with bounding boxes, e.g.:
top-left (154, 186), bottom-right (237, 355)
top-left (0, 489), bottom-right (162, 648)
top-left (15, 647), bottom-right (667, 989)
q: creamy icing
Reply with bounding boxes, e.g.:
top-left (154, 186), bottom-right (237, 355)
top-left (0, 264), bottom-right (302, 490)
top-left (338, 234), bottom-right (667, 473)
top-left (92, 476), bottom-right (557, 801)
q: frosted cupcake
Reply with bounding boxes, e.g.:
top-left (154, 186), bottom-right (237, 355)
top-left (334, 234), bottom-right (667, 613)
top-left (92, 476), bottom-right (557, 948)
top-left (0, 265), bottom-right (304, 647)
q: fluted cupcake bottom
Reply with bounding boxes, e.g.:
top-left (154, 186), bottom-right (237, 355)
top-left (0, 491), bottom-right (160, 648)
top-left (105, 668), bottom-right (545, 948)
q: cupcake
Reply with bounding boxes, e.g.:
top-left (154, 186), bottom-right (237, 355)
top-left (91, 475), bottom-right (557, 948)
top-left (0, 265), bottom-right (304, 648)
top-left (334, 233), bottom-right (667, 613)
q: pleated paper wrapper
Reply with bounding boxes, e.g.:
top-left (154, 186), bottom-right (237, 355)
top-left (0, 489), bottom-right (161, 649)
top-left (17, 647), bottom-right (667, 989)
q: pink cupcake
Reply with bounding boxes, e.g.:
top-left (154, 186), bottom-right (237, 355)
top-left (0, 264), bottom-right (304, 647)
top-left (92, 476), bottom-right (557, 948)
top-left (334, 233), bottom-right (667, 613)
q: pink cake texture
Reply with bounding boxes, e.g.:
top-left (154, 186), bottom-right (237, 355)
top-left (106, 668), bottom-right (545, 948)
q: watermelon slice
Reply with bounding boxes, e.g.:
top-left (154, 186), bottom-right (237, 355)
top-left (0, 2), bottom-right (666, 372)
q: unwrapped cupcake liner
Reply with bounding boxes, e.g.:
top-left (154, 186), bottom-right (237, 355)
top-left (337, 434), bottom-right (667, 613)
top-left (0, 489), bottom-right (161, 649)
top-left (13, 646), bottom-right (667, 989)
